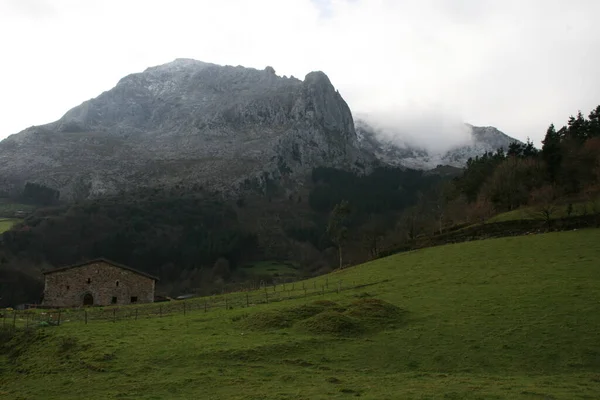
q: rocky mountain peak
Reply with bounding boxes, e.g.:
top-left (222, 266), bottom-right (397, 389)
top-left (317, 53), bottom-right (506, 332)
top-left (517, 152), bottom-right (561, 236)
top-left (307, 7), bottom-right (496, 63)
top-left (0, 59), bottom-right (366, 200)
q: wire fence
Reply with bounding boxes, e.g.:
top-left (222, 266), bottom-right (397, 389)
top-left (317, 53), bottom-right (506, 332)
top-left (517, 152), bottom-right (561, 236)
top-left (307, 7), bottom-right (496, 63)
top-left (1, 276), bottom-right (383, 331)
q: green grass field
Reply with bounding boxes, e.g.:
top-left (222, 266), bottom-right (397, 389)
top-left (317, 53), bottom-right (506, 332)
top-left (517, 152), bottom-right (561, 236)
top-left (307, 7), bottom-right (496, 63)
top-left (0, 218), bottom-right (20, 234)
top-left (487, 200), bottom-right (599, 223)
top-left (2, 229), bottom-right (600, 399)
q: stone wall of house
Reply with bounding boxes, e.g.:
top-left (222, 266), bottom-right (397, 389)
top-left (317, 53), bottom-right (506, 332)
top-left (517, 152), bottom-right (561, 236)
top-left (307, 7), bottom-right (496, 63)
top-left (42, 261), bottom-right (155, 307)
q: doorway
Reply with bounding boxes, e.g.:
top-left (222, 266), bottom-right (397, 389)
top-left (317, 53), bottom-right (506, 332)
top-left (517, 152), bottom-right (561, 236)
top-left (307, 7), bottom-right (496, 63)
top-left (83, 293), bottom-right (94, 306)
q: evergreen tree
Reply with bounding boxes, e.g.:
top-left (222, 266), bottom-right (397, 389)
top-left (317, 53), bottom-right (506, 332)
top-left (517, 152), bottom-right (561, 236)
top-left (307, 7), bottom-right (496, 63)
top-left (523, 138), bottom-right (539, 157)
top-left (542, 124), bottom-right (562, 182)
top-left (567, 111), bottom-right (589, 141)
top-left (588, 106), bottom-right (600, 138)
top-left (507, 141), bottom-right (524, 157)
top-left (327, 200), bottom-right (351, 269)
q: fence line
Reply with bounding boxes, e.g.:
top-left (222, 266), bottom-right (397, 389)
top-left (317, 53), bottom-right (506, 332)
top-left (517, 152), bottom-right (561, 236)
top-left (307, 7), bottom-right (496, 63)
top-left (1, 278), bottom-right (382, 331)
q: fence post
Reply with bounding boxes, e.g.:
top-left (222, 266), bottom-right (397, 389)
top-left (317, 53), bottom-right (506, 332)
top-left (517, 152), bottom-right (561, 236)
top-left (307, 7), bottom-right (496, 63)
top-left (113, 308), bottom-right (116, 323)
top-left (57, 309), bottom-right (62, 326)
top-left (246, 293), bottom-right (249, 308)
top-left (85, 310), bottom-right (88, 324)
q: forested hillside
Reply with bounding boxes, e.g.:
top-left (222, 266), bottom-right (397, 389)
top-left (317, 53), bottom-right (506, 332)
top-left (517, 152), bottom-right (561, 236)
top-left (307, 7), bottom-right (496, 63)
top-left (0, 166), bottom-right (449, 306)
top-left (451, 105), bottom-right (600, 217)
top-left (1, 105), bottom-right (599, 307)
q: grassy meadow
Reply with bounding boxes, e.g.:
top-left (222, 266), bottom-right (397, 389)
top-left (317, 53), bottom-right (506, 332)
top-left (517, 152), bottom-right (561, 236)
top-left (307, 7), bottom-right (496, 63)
top-left (0, 218), bottom-right (20, 234)
top-left (487, 199), bottom-right (600, 223)
top-left (1, 229), bottom-right (600, 399)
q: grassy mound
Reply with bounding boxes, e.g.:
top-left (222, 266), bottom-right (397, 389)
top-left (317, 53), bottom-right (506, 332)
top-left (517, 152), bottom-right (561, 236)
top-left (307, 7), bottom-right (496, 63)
top-left (297, 311), bottom-right (364, 336)
top-left (345, 298), bottom-right (404, 321)
top-left (240, 300), bottom-right (342, 330)
top-left (294, 299), bottom-right (404, 336)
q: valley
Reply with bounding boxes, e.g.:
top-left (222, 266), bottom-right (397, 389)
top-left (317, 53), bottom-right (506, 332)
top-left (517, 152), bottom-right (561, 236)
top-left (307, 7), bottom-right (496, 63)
top-left (1, 1), bottom-right (599, 398)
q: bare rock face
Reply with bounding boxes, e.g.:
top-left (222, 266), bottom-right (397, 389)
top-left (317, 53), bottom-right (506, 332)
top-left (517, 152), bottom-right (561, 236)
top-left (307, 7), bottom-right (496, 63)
top-left (0, 59), bottom-right (367, 199)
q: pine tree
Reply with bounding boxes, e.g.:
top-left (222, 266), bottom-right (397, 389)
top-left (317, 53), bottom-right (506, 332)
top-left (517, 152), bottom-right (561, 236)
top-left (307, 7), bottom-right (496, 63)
top-left (567, 111), bottom-right (588, 141)
top-left (327, 200), bottom-right (351, 269)
top-left (542, 124), bottom-right (562, 182)
top-left (588, 105), bottom-right (600, 138)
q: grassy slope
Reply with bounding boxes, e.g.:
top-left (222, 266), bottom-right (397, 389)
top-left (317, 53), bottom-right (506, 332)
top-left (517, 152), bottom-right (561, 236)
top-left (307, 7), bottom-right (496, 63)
top-left (0, 218), bottom-right (20, 234)
top-left (2, 230), bottom-right (600, 399)
top-left (487, 200), bottom-right (597, 223)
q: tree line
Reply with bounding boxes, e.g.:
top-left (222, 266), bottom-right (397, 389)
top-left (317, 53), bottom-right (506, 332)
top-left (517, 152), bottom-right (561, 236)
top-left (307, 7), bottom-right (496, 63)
top-left (454, 105), bottom-right (600, 214)
top-left (323, 106), bottom-right (600, 268)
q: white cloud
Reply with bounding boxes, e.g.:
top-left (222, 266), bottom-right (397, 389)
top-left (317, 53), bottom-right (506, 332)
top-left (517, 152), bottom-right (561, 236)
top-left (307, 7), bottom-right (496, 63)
top-left (1, 0), bottom-right (599, 149)
top-left (356, 106), bottom-right (473, 154)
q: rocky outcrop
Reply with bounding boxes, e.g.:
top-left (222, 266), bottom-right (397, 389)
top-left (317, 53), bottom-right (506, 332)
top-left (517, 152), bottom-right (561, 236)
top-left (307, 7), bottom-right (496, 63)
top-left (0, 59), bottom-right (368, 200)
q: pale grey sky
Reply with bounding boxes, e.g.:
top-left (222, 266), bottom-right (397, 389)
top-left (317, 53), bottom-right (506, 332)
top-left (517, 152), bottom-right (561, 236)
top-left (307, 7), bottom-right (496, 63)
top-left (1, 0), bottom-right (599, 147)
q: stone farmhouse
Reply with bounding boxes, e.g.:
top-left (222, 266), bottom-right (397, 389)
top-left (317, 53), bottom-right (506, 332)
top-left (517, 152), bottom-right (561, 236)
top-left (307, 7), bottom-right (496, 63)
top-left (42, 258), bottom-right (158, 308)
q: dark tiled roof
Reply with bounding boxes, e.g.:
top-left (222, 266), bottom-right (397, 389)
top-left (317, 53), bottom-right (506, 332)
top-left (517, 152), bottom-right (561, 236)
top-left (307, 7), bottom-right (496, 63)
top-left (43, 258), bottom-right (159, 281)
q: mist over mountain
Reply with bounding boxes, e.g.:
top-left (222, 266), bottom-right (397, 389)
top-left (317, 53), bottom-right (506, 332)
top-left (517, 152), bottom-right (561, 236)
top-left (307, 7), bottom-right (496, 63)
top-left (354, 108), bottom-right (473, 154)
top-left (355, 114), bottom-right (520, 170)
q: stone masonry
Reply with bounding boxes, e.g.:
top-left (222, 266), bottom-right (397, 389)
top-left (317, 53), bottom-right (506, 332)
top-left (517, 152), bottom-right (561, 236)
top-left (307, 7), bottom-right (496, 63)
top-left (42, 259), bottom-right (158, 307)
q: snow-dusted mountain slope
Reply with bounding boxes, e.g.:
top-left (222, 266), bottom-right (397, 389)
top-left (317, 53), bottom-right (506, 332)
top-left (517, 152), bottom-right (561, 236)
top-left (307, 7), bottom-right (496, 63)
top-left (355, 119), bottom-right (521, 170)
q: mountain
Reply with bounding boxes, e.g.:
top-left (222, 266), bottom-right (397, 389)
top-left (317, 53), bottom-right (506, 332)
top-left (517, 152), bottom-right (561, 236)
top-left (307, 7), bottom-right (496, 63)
top-left (0, 59), bottom-right (367, 200)
top-left (355, 119), bottom-right (521, 170)
top-left (0, 58), bottom-right (520, 201)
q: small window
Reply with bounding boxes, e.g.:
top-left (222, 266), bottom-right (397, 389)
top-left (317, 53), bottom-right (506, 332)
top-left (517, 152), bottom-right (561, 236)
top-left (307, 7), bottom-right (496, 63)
top-left (111, 296), bottom-right (117, 304)
top-left (116, 280), bottom-right (119, 287)
top-left (66, 285), bottom-right (70, 290)
top-left (130, 296), bottom-right (138, 303)
top-left (87, 278), bottom-right (91, 284)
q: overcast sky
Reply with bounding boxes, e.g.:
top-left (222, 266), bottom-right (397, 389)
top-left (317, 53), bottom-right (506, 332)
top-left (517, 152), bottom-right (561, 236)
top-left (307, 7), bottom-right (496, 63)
top-left (1, 0), bottom-right (599, 148)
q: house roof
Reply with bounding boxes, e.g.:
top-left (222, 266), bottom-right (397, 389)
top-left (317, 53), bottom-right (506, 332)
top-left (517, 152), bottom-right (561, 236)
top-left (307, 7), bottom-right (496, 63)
top-left (43, 258), bottom-right (159, 281)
